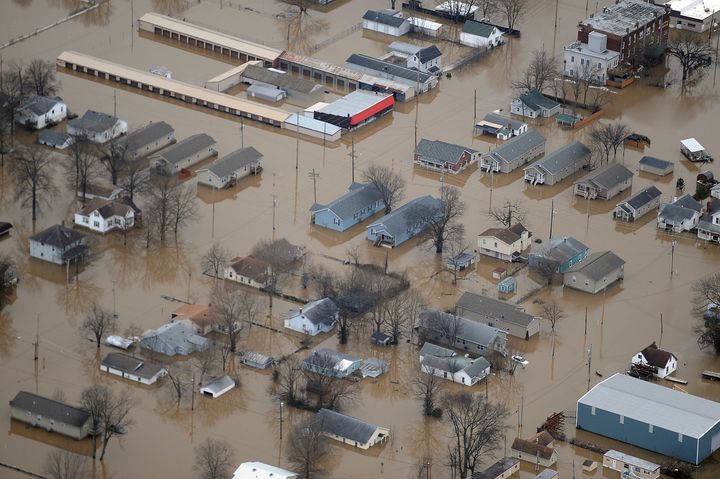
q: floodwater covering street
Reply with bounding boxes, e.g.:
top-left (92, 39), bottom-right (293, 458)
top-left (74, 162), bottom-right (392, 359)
top-left (1, 0), bottom-right (720, 478)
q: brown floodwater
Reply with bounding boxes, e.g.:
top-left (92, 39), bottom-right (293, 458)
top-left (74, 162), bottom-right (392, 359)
top-left (2, 0), bottom-right (720, 478)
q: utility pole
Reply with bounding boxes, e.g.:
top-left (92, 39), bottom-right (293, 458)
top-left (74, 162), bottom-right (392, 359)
top-left (584, 307), bottom-right (588, 336)
top-left (187, 271), bottom-right (191, 302)
top-left (308, 168), bottom-right (319, 203)
top-left (587, 344), bottom-right (593, 391)
top-left (33, 316), bottom-right (39, 361)
top-left (112, 280), bottom-right (117, 319)
top-left (426, 459), bottom-right (431, 479)
top-left (272, 195), bottom-right (277, 231)
top-left (660, 313), bottom-right (664, 336)
top-left (280, 401), bottom-right (284, 440)
top-left (191, 373), bottom-right (195, 411)
top-left (670, 239), bottom-right (677, 279)
top-left (113, 89), bottom-right (117, 117)
top-left (295, 120), bottom-right (299, 170)
top-left (240, 117), bottom-right (244, 148)
top-left (473, 89), bottom-right (477, 124)
top-left (549, 199), bottom-right (555, 239)
top-left (415, 70), bottom-right (420, 153)
top-left (322, 120), bottom-right (326, 166)
top-left (348, 137), bottom-right (357, 183)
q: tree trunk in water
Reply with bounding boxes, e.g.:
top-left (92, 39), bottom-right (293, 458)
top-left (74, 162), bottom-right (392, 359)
top-left (99, 436), bottom-right (109, 461)
top-left (91, 421), bottom-right (98, 459)
top-left (31, 188), bottom-right (37, 221)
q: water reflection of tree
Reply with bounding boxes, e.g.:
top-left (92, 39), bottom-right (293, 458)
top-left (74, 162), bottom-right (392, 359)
top-left (0, 312), bottom-right (18, 357)
top-left (106, 241), bottom-right (144, 290)
top-left (141, 242), bottom-right (193, 290)
top-left (154, 386), bottom-right (247, 429)
top-left (276, 6), bottom-right (329, 54)
top-left (56, 275), bottom-right (103, 319)
top-left (151, 0), bottom-right (189, 17)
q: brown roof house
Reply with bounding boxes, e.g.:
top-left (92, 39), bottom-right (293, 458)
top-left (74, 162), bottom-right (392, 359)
top-left (510, 431), bottom-right (558, 467)
top-left (477, 223), bottom-right (532, 262)
top-left (631, 341), bottom-right (678, 379)
top-left (224, 256), bottom-right (270, 289)
top-left (171, 303), bottom-right (222, 335)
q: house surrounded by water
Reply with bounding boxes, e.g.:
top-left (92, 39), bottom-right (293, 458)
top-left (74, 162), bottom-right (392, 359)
top-left (310, 183), bottom-right (383, 232)
top-left (366, 195), bottom-right (441, 247)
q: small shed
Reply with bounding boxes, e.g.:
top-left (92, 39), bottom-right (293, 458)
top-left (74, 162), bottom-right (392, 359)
top-left (0, 222), bottom-right (13, 238)
top-left (698, 170), bottom-right (716, 186)
top-left (447, 251), bottom-right (477, 271)
top-left (639, 156), bottom-right (674, 176)
top-left (240, 351), bottom-right (274, 369)
top-left (105, 335), bottom-right (133, 350)
top-left (200, 376), bottom-right (235, 398)
top-left (360, 358), bottom-right (389, 378)
top-left (582, 460), bottom-right (597, 472)
top-left (246, 84), bottom-right (286, 102)
top-left (498, 276), bottom-right (516, 294)
top-left (371, 331), bottom-right (393, 346)
top-left (492, 267), bottom-right (507, 280)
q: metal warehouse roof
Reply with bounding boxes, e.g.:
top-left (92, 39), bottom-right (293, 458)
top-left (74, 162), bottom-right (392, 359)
top-left (578, 373), bottom-right (720, 438)
top-left (284, 113), bottom-right (341, 137)
top-left (581, 0), bottom-right (666, 37)
top-left (317, 90), bottom-right (393, 118)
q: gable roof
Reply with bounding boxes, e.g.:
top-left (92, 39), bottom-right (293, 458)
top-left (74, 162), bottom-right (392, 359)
top-left (69, 110), bottom-right (120, 133)
top-left (152, 133), bottom-right (216, 165)
top-left (485, 130), bottom-right (546, 164)
top-left (574, 163), bottom-right (633, 190)
top-left (79, 198), bottom-right (133, 218)
top-left (141, 320), bottom-right (209, 352)
top-left (346, 54), bottom-right (433, 84)
top-left (565, 251), bottom-right (625, 280)
top-left (316, 408), bottom-right (385, 444)
top-left (478, 223), bottom-right (528, 246)
top-left (363, 9), bottom-right (407, 28)
top-left (117, 121), bottom-right (173, 153)
top-left (204, 147), bottom-right (262, 178)
top-left (309, 183), bottom-right (383, 221)
top-left (578, 373), bottom-right (720, 439)
top-left (228, 256), bottom-right (269, 283)
top-left (30, 224), bottom-right (85, 248)
top-left (304, 349), bottom-right (361, 371)
top-left (531, 236), bottom-right (588, 265)
top-left (242, 64), bottom-right (321, 95)
top-left (456, 292), bottom-right (537, 328)
top-left (367, 195), bottom-right (441, 238)
top-left (416, 45), bottom-right (442, 63)
top-left (639, 156), bottom-right (672, 170)
top-left (419, 342), bottom-right (457, 359)
top-left (530, 141), bottom-right (591, 175)
top-left (102, 352), bottom-right (166, 379)
top-left (481, 113), bottom-right (526, 132)
top-left (518, 90), bottom-right (560, 111)
top-left (290, 298), bottom-right (338, 326)
top-left (470, 457), bottom-right (520, 479)
top-left (10, 391), bottom-right (90, 427)
top-left (418, 309), bottom-right (503, 347)
top-left (19, 95), bottom-right (64, 116)
top-left (462, 20), bottom-right (498, 37)
top-left (232, 462), bottom-right (297, 479)
top-left (201, 375), bottom-right (235, 394)
top-left (38, 130), bottom-right (72, 147)
top-left (621, 185), bottom-right (662, 210)
top-left (672, 194), bottom-right (703, 212)
top-left (659, 203), bottom-right (700, 222)
top-left (511, 431), bottom-right (556, 460)
top-left (421, 352), bottom-right (489, 378)
top-left (639, 341), bottom-right (676, 368)
top-left (416, 139), bottom-right (477, 166)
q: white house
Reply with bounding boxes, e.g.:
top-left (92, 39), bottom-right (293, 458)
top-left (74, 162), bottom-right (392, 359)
top-left (74, 198), bottom-right (136, 233)
top-left (100, 353), bottom-right (167, 385)
top-left (362, 9), bottom-right (411, 37)
top-left (197, 147), bottom-right (263, 189)
top-left (407, 45), bottom-right (443, 74)
top-left (200, 376), bottom-right (235, 398)
top-left (16, 96), bottom-right (67, 130)
top-left (224, 256), bottom-right (269, 288)
top-left (408, 17), bottom-right (443, 37)
top-left (419, 342), bottom-right (490, 387)
top-left (459, 20), bottom-right (503, 49)
top-left (563, 32), bottom-right (620, 84)
top-left (284, 298), bottom-right (339, 336)
top-left (698, 197), bottom-right (720, 243)
top-left (631, 342), bottom-right (678, 379)
top-left (232, 462), bottom-right (297, 479)
top-left (316, 408), bottom-right (390, 450)
top-left (477, 223), bottom-right (532, 262)
top-left (511, 90), bottom-right (561, 119)
top-left (67, 110), bottom-right (128, 143)
top-left (657, 195), bottom-right (703, 232)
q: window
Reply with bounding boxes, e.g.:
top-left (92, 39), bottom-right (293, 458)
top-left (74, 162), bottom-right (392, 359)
top-left (619, 415), bottom-right (624, 424)
top-left (591, 406), bottom-right (596, 415)
top-left (571, 55), bottom-right (575, 62)
top-left (571, 276), bottom-right (577, 283)
top-left (649, 424), bottom-right (653, 433)
top-left (688, 22), bottom-right (696, 27)
top-left (94, 221), bottom-right (100, 227)
top-left (678, 433), bottom-right (683, 442)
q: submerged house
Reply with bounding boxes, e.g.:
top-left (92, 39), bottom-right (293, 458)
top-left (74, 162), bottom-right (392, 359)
top-left (232, 463), bottom-right (297, 479)
top-left (528, 236), bottom-right (588, 274)
top-left (524, 141), bottom-right (591, 185)
top-left (657, 194), bottom-right (702, 232)
top-left (73, 198), bottom-right (136, 234)
top-left (639, 156), bottom-right (674, 177)
top-left (480, 130), bottom-right (546, 173)
top-left (310, 183), bottom-right (383, 232)
top-left (362, 9), bottom-right (411, 37)
top-left (416, 309), bottom-right (508, 356)
top-left (469, 457), bottom-right (520, 479)
top-left (197, 147), bottom-right (263, 189)
top-left (459, 20), bottom-right (503, 48)
top-left (477, 223), bottom-right (532, 262)
top-left (303, 349), bottom-right (361, 378)
top-left (284, 298), bottom-right (339, 336)
top-left (631, 341), bottom-right (678, 379)
top-left (573, 163), bottom-right (633, 200)
top-left (603, 450), bottom-right (660, 479)
top-left (139, 319), bottom-right (210, 357)
top-left (474, 113), bottom-right (528, 140)
top-left (419, 342), bottom-right (490, 386)
top-left (366, 195), bottom-right (441, 248)
top-left (511, 90), bottom-right (561, 119)
top-left (455, 292), bottom-right (540, 340)
top-left (563, 250), bottom-right (625, 294)
top-left (511, 431), bottom-right (558, 467)
top-left (67, 110), bottom-right (128, 143)
top-left (614, 185), bottom-right (662, 222)
top-left (16, 96), bottom-right (67, 130)
top-left (316, 408), bottom-right (390, 449)
top-left (697, 197), bottom-right (720, 243)
top-left (115, 121), bottom-right (175, 160)
top-left (100, 352), bottom-right (167, 385)
top-left (224, 256), bottom-right (269, 288)
top-left (9, 391), bottom-right (92, 440)
top-left (150, 133), bottom-right (217, 175)
top-left (29, 224), bottom-right (88, 265)
top-left (414, 139), bottom-right (479, 174)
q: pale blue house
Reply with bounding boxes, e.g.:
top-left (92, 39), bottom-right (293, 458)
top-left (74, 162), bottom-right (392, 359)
top-left (310, 183), bottom-right (383, 232)
top-left (528, 236), bottom-right (588, 273)
top-left (366, 195), bottom-right (441, 247)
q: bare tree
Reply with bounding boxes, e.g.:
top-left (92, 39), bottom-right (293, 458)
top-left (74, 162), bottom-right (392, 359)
top-left (169, 182), bottom-right (199, 238)
top-left (498, 0), bottom-right (526, 31)
top-left (541, 300), bottom-right (565, 357)
top-left (274, 355), bottom-right (305, 406)
top-left (201, 243), bottom-right (231, 279)
top-left (444, 391), bottom-right (507, 478)
top-left (513, 48), bottom-right (559, 93)
top-left (666, 32), bottom-right (714, 89)
top-left (80, 384), bottom-right (134, 460)
top-left (384, 289), bottom-right (415, 343)
top-left (66, 135), bottom-right (101, 202)
top-left (165, 362), bottom-right (192, 402)
top-left (0, 113), bottom-right (12, 168)
top-left (692, 273), bottom-right (720, 354)
top-left (192, 345), bottom-right (221, 387)
top-left (586, 85), bottom-right (612, 112)
top-left (410, 186), bottom-right (465, 254)
top-left (0, 64), bottom-right (29, 137)
top-left (250, 238), bottom-right (300, 309)
top-left (287, 418), bottom-right (331, 479)
top-left (23, 59), bottom-right (60, 97)
top-left (43, 451), bottom-right (90, 479)
top-left (477, 0), bottom-right (497, 20)
top-left (435, 0), bottom-right (478, 22)
top-left (80, 301), bottom-right (117, 348)
top-left (279, 0), bottom-right (312, 13)
top-left (589, 122), bottom-right (630, 165)
top-left (10, 145), bottom-right (56, 221)
top-left (103, 137), bottom-right (129, 186)
top-left (410, 370), bottom-right (445, 417)
top-left (211, 286), bottom-right (246, 353)
top-left (488, 200), bottom-right (527, 227)
top-left (531, 250), bottom-right (557, 286)
top-left (363, 164), bottom-right (405, 214)
top-left (421, 310), bottom-right (463, 347)
top-left (444, 237), bottom-right (472, 285)
top-left (194, 438), bottom-right (234, 479)
top-left (303, 351), bottom-right (358, 410)
top-left (146, 174), bottom-right (176, 241)
top-left (119, 155), bottom-right (149, 202)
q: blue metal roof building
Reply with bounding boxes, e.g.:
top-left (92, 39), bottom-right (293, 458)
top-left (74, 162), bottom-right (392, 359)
top-left (576, 373), bottom-right (720, 465)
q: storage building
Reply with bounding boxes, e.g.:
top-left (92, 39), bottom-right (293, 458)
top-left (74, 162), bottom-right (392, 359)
top-left (314, 90), bottom-right (394, 130)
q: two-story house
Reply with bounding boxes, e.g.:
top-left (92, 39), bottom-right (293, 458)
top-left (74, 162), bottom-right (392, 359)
top-left (657, 194), bottom-right (703, 232)
top-left (477, 223), bottom-right (532, 262)
top-left (29, 224), bottom-right (88, 265)
top-left (73, 198), bottom-right (136, 234)
top-left (15, 96), bottom-right (67, 130)
top-left (698, 196), bottom-right (720, 243)
top-left (631, 341), bottom-right (678, 379)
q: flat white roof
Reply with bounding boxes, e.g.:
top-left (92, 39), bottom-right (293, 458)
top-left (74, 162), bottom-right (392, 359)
top-left (57, 51), bottom-right (291, 123)
top-left (285, 113), bottom-right (341, 136)
top-left (304, 101), bottom-right (330, 114)
top-left (666, 0), bottom-right (720, 21)
top-left (435, 1), bottom-right (479, 14)
top-left (408, 17), bottom-right (443, 29)
top-left (604, 450), bottom-right (660, 471)
top-left (232, 462), bottom-right (297, 479)
top-left (681, 137), bottom-right (704, 152)
top-left (138, 13), bottom-right (283, 62)
top-left (206, 61), bottom-right (261, 84)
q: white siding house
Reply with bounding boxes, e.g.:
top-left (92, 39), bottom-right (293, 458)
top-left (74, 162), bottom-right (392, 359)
top-left (362, 10), bottom-right (411, 37)
top-left (459, 20), bottom-right (503, 48)
top-left (100, 353), bottom-right (167, 385)
top-left (284, 298), bottom-right (339, 336)
top-left (16, 96), bottom-right (67, 130)
top-left (563, 32), bottom-right (620, 84)
top-left (73, 198), bottom-right (136, 234)
top-left (224, 256), bottom-right (269, 288)
top-left (631, 342), bottom-right (678, 379)
top-left (197, 147), bottom-right (263, 189)
top-left (67, 110), bottom-right (128, 143)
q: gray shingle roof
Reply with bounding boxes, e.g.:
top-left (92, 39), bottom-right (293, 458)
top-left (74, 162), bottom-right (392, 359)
top-left (486, 130), bottom-right (546, 164)
top-left (623, 185), bottom-right (662, 210)
top-left (531, 141), bottom-right (590, 175)
top-left (294, 298), bottom-right (338, 326)
top-left (578, 373), bottom-right (720, 438)
top-left (363, 9), bottom-right (407, 28)
top-left (416, 139), bottom-right (477, 166)
top-left (639, 156), bottom-right (672, 170)
top-left (30, 224), bottom-right (85, 249)
top-left (699, 217), bottom-right (720, 234)
top-left (347, 54), bottom-right (433, 84)
top-left (201, 376), bottom-right (235, 394)
top-left (518, 90), bottom-right (560, 111)
top-left (152, 134), bottom-right (216, 165)
top-left (19, 96), bottom-right (63, 116)
top-left (672, 194), bottom-right (702, 212)
top-left (367, 195), bottom-right (441, 238)
top-left (419, 342), bottom-right (456, 358)
top-left (659, 203), bottom-right (699, 222)
top-left (532, 236), bottom-right (588, 264)
top-left (417, 45), bottom-right (442, 63)
top-left (304, 349), bottom-right (361, 372)
top-left (69, 110), bottom-right (120, 133)
top-left (481, 113), bottom-right (526, 132)
top-left (242, 64), bottom-right (322, 95)
top-left (456, 292), bottom-right (536, 328)
top-left (533, 469), bottom-right (558, 479)
top-left (117, 121), bottom-right (173, 152)
top-left (101, 352), bottom-right (166, 380)
top-left (478, 223), bottom-right (529, 246)
top-left (206, 147), bottom-right (262, 178)
top-left (38, 130), bottom-right (72, 147)
top-left (575, 163), bottom-right (633, 190)
top-left (470, 457), bottom-right (520, 479)
top-left (10, 391), bottom-right (90, 427)
top-left (418, 309), bottom-right (502, 347)
top-left (310, 182), bottom-right (383, 221)
top-left (462, 20), bottom-right (497, 37)
top-left (565, 251), bottom-right (625, 281)
top-left (316, 408), bottom-right (383, 444)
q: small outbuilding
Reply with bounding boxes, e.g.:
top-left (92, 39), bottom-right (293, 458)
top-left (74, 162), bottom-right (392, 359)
top-left (408, 17), bottom-right (443, 37)
top-left (469, 457), bottom-right (520, 479)
top-left (459, 20), bottom-right (503, 48)
top-left (38, 130), bottom-right (73, 149)
top-left (603, 450), bottom-right (660, 479)
top-left (240, 351), bottom-right (274, 369)
top-left (563, 250), bottom-right (625, 294)
top-left (681, 137), bottom-right (712, 162)
top-left (371, 331), bottom-right (393, 346)
top-left (200, 376), bottom-right (235, 398)
top-left (362, 9), bottom-right (411, 37)
top-left (639, 156), bottom-right (674, 176)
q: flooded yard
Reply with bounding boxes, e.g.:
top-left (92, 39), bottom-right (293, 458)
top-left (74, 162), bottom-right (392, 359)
top-left (1, 0), bottom-right (720, 478)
